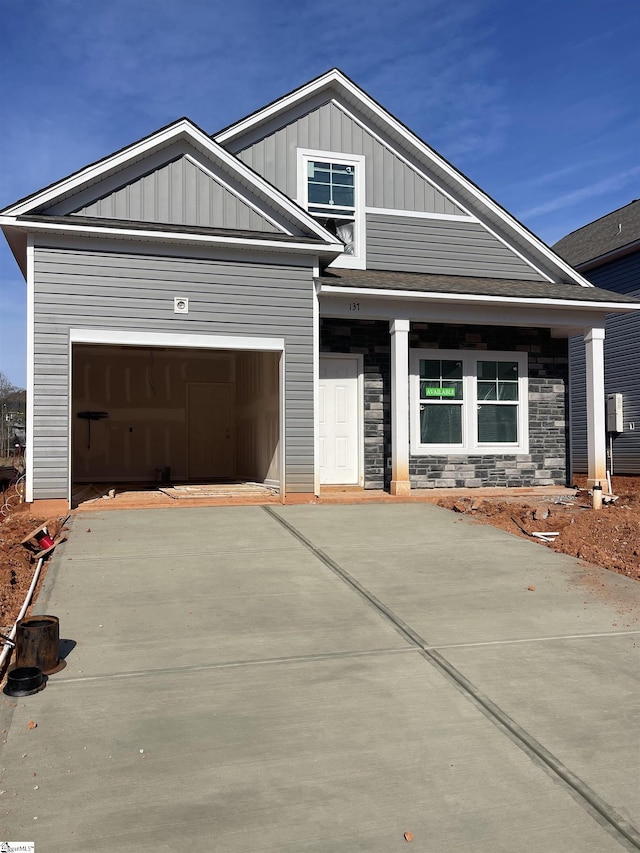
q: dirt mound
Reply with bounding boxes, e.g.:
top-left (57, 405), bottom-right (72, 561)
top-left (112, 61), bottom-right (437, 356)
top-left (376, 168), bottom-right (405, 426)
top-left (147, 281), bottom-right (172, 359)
top-left (0, 511), bottom-right (50, 629)
top-left (438, 475), bottom-right (640, 581)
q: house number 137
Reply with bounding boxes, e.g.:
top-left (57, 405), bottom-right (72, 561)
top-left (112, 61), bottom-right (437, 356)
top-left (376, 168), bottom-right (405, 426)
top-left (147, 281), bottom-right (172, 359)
top-left (349, 302), bottom-right (360, 311)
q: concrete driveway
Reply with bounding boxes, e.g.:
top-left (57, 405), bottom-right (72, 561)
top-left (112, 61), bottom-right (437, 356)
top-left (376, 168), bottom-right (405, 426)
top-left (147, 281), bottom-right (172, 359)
top-left (2, 503), bottom-right (639, 852)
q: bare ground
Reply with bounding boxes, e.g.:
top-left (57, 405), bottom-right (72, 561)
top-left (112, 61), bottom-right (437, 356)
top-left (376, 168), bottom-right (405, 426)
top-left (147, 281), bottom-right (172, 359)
top-left (436, 475), bottom-right (640, 582)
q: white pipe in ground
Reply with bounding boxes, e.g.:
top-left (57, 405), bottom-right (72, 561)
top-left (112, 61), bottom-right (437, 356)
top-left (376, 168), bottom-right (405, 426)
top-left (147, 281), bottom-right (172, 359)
top-left (0, 556), bottom-right (45, 672)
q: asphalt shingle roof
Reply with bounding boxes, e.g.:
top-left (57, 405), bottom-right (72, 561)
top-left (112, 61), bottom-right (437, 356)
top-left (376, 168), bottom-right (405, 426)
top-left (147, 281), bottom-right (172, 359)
top-left (552, 200), bottom-right (640, 268)
top-left (20, 214), bottom-right (327, 245)
top-left (316, 268), bottom-right (640, 304)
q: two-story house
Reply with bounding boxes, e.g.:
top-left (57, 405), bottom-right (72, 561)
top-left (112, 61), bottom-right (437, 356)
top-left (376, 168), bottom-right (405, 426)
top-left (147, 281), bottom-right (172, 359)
top-left (2, 69), bottom-right (639, 513)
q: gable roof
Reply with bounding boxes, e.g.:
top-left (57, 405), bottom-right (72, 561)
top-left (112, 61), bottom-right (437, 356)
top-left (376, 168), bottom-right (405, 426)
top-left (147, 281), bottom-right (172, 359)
top-left (0, 117), bottom-right (344, 262)
top-left (215, 68), bottom-right (594, 289)
top-left (553, 199), bottom-right (640, 269)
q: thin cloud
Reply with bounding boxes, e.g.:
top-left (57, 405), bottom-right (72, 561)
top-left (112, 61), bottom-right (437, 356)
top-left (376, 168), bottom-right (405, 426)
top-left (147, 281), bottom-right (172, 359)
top-left (518, 166), bottom-right (640, 219)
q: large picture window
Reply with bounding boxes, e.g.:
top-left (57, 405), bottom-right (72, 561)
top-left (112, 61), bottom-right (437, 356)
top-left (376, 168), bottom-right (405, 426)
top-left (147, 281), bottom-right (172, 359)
top-left (410, 349), bottom-right (528, 454)
top-left (298, 149), bottom-right (365, 269)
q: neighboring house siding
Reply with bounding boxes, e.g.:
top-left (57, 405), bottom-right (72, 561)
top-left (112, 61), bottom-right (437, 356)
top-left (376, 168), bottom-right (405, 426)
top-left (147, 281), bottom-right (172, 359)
top-left (32, 242), bottom-right (315, 498)
top-left (236, 100), bottom-right (468, 216)
top-left (69, 155), bottom-right (280, 232)
top-left (570, 253), bottom-right (640, 475)
top-left (366, 214), bottom-right (544, 279)
top-left (321, 319), bottom-right (568, 489)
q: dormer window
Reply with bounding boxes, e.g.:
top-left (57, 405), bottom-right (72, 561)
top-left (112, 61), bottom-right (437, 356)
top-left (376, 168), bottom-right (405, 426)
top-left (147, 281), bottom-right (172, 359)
top-left (298, 149), bottom-right (366, 269)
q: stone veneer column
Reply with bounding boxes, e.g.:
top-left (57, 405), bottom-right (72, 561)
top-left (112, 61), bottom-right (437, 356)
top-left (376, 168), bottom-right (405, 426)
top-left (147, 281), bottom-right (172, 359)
top-left (584, 327), bottom-right (607, 487)
top-left (390, 319), bottom-right (411, 495)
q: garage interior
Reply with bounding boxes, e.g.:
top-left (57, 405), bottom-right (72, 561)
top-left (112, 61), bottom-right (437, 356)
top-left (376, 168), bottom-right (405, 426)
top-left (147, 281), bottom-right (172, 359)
top-left (71, 345), bottom-right (281, 495)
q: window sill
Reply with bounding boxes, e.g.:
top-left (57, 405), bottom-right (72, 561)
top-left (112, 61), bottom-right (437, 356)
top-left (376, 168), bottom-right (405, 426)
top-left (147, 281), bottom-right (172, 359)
top-left (411, 444), bottom-right (528, 456)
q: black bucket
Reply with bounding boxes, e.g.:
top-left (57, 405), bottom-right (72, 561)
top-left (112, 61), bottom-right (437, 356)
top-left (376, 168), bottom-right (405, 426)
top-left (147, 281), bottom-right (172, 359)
top-left (16, 615), bottom-right (65, 674)
top-left (4, 666), bottom-right (46, 697)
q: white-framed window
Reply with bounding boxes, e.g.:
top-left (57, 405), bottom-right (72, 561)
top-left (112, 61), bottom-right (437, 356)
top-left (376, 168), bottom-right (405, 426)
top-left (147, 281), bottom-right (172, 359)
top-left (297, 149), bottom-right (366, 269)
top-left (410, 349), bottom-right (529, 454)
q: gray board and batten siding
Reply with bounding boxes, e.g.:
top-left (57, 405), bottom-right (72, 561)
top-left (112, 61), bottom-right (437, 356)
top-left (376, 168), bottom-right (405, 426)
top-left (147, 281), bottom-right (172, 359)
top-left (68, 155), bottom-right (281, 234)
top-left (41, 139), bottom-right (304, 237)
top-left (32, 242), bottom-right (316, 499)
top-left (570, 252), bottom-right (640, 475)
top-left (235, 100), bottom-right (468, 216)
top-left (233, 98), bottom-right (548, 281)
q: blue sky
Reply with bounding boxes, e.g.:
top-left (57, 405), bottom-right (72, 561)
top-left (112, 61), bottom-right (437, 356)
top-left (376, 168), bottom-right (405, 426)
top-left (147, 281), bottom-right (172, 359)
top-left (1, 0), bottom-right (638, 387)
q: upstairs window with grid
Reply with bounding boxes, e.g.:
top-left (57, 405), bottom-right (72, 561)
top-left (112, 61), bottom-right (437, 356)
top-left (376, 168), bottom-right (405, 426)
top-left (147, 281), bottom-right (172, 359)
top-left (307, 160), bottom-right (356, 255)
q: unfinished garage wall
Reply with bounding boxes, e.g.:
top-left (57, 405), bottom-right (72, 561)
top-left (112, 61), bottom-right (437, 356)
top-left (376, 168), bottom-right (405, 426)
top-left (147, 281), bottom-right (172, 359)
top-left (235, 351), bottom-right (280, 484)
top-left (72, 346), bottom-right (235, 482)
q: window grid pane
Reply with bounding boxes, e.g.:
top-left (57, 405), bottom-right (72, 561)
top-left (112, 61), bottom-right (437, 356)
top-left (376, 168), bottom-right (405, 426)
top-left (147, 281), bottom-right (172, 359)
top-left (420, 359), bottom-right (463, 400)
top-left (309, 161), bottom-right (355, 209)
top-left (476, 360), bottom-right (518, 404)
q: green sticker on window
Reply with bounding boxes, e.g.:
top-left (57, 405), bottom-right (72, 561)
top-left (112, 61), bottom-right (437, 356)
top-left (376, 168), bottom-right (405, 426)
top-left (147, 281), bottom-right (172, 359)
top-left (423, 387), bottom-right (456, 397)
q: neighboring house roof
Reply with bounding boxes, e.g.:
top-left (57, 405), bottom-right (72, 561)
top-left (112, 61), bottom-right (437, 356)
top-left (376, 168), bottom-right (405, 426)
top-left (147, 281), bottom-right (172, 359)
top-left (316, 268), bottom-right (640, 309)
top-left (553, 199), bottom-right (640, 269)
top-left (216, 68), bottom-right (594, 289)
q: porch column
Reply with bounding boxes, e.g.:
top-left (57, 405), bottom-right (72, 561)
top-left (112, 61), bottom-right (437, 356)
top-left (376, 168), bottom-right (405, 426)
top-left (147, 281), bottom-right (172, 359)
top-left (584, 327), bottom-right (607, 490)
top-left (390, 319), bottom-right (411, 496)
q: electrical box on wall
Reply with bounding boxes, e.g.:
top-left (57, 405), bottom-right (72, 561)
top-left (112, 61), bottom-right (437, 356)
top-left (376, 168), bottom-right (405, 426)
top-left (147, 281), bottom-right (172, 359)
top-left (174, 297), bottom-right (189, 314)
top-left (606, 393), bottom-right (623, 433)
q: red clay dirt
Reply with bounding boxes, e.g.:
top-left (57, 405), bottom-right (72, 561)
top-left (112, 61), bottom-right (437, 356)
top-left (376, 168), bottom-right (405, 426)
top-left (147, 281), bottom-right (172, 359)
top-left (436, 475), bottom-right (640, 582)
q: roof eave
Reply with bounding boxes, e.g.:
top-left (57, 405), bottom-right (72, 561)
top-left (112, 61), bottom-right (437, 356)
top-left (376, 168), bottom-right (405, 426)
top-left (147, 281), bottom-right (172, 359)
top-left (317, 283), bottom-right (640, 314)
top-left (573, 240), bottom-right (640, 273)
top-left (0, 215), bottom-right (344, 259)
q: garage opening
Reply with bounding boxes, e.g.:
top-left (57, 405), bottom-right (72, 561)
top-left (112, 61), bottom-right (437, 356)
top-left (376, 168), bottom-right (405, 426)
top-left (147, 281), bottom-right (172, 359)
top-left (71, 344), bottom-right (280, 499)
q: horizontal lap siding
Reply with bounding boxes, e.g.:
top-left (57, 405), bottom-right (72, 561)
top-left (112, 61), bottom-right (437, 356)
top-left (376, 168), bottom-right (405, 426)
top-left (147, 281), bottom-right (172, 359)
top-left (367, 214), bottom-right (545, 279)
top-left (602, 312), bottom-right (640, 474)
top-left (32, 245), bottom-right (315, 498)
top-left (570, 254), bottom-right (640, 475)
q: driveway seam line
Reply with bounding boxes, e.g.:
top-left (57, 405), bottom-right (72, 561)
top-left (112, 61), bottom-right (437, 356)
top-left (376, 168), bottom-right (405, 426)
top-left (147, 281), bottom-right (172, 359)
top-left (46, 647), bottom-right (419, 685)
top-left (428, 630), bottom-right (640, 649)
top-left (263, 506), bottom-right (640, 851)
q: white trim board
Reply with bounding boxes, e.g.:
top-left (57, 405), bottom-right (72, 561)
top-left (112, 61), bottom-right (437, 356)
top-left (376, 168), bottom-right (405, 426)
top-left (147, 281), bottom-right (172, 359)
top-left (69, 329), bottom-right (286, 352)
top-left (25, 236), bottom-right (35, 504)
top-left (366, 207), bottom-right (476, 222)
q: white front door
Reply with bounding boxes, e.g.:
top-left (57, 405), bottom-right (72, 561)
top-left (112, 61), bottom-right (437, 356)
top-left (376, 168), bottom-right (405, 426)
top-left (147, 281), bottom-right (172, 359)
top-left (319, 355), bottom-right (360, 484)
